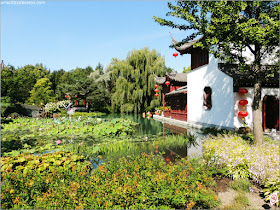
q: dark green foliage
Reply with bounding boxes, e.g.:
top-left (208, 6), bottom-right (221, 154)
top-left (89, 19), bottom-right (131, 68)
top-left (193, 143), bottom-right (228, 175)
top-left (202, 127), bottom-right (234, 136)
top-left (1, 134), bottom-right (36, 154)
top-left (1, 134), bottom-right (22, 153)
top-left (49, 69), bottom-right (65, 95)
top-left (1, 64), bottom-right (50, 103)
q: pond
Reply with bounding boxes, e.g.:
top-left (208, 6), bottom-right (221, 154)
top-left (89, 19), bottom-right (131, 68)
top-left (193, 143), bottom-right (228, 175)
top-left (98, 113), bottom-right (205, 160)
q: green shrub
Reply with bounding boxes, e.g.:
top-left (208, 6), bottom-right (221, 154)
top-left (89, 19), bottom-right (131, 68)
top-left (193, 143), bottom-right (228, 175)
top-left (154, 106), bottom-right (171, 111)
top-left (7, 112), bottom-right (21, 119)
top-left (1, 152), bottom-right (220, 209)
top-left (202, 127), bottom-right (234, 136)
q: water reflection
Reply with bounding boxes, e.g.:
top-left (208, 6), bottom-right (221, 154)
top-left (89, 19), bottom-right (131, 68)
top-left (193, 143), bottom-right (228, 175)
top-left (98, 114), bottom-right (204, 160)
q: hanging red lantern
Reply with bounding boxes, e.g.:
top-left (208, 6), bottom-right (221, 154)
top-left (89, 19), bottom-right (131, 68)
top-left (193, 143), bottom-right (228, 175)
top-left (238, 88), bottom-right (248, 95)
top-left (165, 81), bottom-right (170, 86)
top-left (238, 111), bottom-right (248, 120)
top-left (173, 52), bottom-right (178, 58)
top-left (154, 89), bottom-right (159, 93)
top-left (239, 100), bottom-right (248, 108)
top-left (155, 84), bottom-right (159, 88)
top-left (155, 93), bottom-right (159, 97)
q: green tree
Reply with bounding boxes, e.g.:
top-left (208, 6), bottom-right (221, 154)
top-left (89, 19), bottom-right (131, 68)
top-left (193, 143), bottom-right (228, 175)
top-left (109, 48), bottom-right (166, 113)
top-left (154, 1), bottom-right (279, 144)
top-left (1, 64), bottom-right (50, 103)
top-left (28, 78), bottom-right (55, 105)
top-left (50, 69), bottom-right (66, 96)
top-left (95, 62), bottom-right (104, 75)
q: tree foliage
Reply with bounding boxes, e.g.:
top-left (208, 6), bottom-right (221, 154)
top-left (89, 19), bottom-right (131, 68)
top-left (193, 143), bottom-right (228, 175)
top-left (153, 1), bottom-right (279, 144)
top-left (28, 78), bottom-right (55, 105)
top-left (109, 48), bottom-right (166, 113)
top-left (1, 64), bottom-right (50, 103)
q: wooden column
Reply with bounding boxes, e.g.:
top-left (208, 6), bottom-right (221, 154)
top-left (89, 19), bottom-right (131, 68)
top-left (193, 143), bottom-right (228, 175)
top-left (162, 92), bottom-right (165, 111)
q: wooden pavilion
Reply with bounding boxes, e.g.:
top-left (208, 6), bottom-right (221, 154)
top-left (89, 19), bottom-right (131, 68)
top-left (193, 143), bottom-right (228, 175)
top-left (154, 71), bottom-right (188, 121)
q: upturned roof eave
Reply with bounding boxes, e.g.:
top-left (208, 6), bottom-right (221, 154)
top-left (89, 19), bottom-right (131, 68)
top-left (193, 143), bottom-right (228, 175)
top-left (170, 32), bottom-right (204, 55)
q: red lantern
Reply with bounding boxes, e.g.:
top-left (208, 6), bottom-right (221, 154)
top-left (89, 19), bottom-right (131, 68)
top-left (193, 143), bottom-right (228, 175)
top-left (155, 93), bottom-right (159, 97)
top-left (238, 88), bottom-right (248, 95)
top-left (165, 81), bottom-right (170, 86)
top-left (155, 85), bottom-right (159, 88)
top-left (239, 100), bottom-right (248, 107)
top-left (173, 52), bottom-right (178, 58)
top-left (238, 111), bottom-right (248, 120)
top-left (154, 89), bottom-right (159, 93)
top-left (165, 157), bottom-right (171, 162)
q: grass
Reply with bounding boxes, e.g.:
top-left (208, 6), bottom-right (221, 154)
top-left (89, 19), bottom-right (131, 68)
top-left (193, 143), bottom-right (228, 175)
top-left (230, 178), bottom-right (252, 193)
top-left (222, 193), bottom-right (252, 209)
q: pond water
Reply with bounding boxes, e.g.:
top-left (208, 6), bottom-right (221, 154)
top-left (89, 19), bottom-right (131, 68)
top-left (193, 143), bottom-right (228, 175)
top-left (99, 114), bottom-right (205, 160)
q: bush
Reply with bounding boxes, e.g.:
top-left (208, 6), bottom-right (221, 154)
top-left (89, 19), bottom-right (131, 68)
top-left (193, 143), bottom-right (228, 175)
top-left (1, 152), bottom-right (220, 209)
top-left (202, 127), bottom-right (234, 136)
top-left (7, 112), bottom-right (21, 119)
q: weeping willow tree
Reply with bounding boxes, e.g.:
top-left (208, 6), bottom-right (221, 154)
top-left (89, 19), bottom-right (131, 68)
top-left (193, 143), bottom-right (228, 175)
top-left (110, 48), bottom-right (167, 113)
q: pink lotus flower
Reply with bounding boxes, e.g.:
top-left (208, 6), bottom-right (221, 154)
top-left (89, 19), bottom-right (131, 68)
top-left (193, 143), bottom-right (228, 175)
top-left (56, 140), bottom-right (61, 145)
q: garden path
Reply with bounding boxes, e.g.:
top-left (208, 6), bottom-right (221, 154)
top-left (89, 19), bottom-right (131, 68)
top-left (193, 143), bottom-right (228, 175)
top-left (216, 178), bottom-right (279, 209)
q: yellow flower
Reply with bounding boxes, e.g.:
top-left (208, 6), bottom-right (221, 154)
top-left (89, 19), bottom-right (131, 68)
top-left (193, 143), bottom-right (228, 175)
top-left (10, 189), bottom-right (15, 194)
top-left (13, 197), bottom-right (20, 204)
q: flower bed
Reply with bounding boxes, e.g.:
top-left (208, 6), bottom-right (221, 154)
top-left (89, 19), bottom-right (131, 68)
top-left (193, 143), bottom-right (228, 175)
top-left (203, 135), bottom-right (279, 203)
top-left (1, 152), bottom-right (220, 209)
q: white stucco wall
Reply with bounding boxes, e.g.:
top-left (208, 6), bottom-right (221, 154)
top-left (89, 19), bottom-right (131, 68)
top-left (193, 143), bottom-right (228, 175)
top-left (233, 87), bottom-right (280, 129)
top-left (187, 54), bottom-right (234, 128)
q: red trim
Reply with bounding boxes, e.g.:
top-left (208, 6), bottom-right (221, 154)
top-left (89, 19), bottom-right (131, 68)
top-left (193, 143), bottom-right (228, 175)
top-left (162, 92), bottom-right (165, 111)
top-left (163, 110), bottom-right (187, 121)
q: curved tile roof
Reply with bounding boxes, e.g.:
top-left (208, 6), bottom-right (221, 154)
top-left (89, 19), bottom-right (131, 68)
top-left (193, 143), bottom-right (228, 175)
top-left (153, 73), bottom-right (166, 84)
top-left (166, 71), bottom-right (187, 83)
top-left (170, 32), bottom-right (204, 55)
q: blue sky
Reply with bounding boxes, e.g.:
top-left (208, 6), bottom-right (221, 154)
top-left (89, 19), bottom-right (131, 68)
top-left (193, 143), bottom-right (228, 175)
top-left (1, 1), bottom-right (192, 73)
